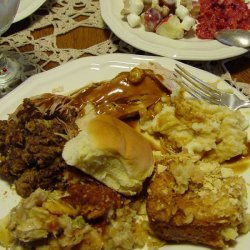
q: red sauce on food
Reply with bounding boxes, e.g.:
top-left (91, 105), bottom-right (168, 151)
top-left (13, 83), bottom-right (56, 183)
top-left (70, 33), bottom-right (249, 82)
top-left (196, 0), bottom-right (250, 39)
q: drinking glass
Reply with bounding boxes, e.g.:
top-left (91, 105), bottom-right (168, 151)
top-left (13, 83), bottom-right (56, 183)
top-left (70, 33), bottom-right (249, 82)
top-left (0, 0), bottom-right (21, 97)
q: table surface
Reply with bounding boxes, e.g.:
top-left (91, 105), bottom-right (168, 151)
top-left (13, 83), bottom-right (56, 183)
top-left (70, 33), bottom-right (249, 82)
top-left (5, 5), bottom-right (250, 84)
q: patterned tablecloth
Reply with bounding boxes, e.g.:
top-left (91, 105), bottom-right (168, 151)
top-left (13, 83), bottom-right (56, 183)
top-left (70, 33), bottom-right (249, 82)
top-left (0, 0), bottom-right (250, 96)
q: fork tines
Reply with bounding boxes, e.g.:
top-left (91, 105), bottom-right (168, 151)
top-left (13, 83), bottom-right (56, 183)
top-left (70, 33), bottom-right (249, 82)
top-left (174, 64), bottom-right (222, 105)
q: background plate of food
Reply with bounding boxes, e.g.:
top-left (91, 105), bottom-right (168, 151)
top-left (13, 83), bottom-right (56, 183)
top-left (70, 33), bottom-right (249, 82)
top-left (100, 0), bottom-right (250, 61)
top-left (0, 54), bottom-right (250, 249)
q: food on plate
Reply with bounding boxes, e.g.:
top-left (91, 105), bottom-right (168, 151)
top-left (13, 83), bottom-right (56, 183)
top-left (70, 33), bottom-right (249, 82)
top-left (63, 114), bottom-right (154, 196)
top-left (67, 66), bottom-right (170, 119)
top-left (196, 0), bottom-right (250, 39)
top-left (0, 185), bottom-right (163, 249)
top-left (122, 0), bottom-right (196, 39)
top-left (0, 67), bottom-right (169, 198)
top-left (0, 187), bottom-right (117, 249)
top-left (156, 15), bottom-right (184, 39)
top-left (0, 104), bottom-right (78, 198)
top-left (139, 89), bottom-right (248, 163)
top-left (0, 63), bottom-right (250, 249)
top-left (121, 0), bottom-right (250, 40)
top-left (139, 86), bottom-right (250, 247)
top-left (147, 159), bottom-right (249, 248)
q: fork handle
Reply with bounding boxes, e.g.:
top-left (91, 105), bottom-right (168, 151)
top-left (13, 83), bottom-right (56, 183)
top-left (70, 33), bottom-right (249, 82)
top-left (236, 101), bottom-right (250, 110)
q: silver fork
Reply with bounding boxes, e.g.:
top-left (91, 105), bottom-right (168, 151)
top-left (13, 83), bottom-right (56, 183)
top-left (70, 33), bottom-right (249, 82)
top-left (174, 64), bottom-right (250, 111)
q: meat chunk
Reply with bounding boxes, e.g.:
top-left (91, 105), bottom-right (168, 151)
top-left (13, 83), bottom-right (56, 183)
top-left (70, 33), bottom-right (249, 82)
top-left (14, 161), bottom-right (67, 198)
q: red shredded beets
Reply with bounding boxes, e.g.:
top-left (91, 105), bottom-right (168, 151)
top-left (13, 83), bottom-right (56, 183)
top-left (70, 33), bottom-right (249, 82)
top-left (196, 0), bottom-right (250, 39)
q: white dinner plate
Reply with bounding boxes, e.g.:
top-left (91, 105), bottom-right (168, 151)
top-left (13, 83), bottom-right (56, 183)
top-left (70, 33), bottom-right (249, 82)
top-left (100, 0), bottom-right (248, 61)
top-left (13, 0), bottom-right (46, 23)
top-left (0, 54), bottom-right (250, 250)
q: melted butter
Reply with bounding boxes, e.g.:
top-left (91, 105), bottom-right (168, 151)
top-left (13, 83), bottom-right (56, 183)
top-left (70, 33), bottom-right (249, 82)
top-left (69, 70), bottom-right (168, 119)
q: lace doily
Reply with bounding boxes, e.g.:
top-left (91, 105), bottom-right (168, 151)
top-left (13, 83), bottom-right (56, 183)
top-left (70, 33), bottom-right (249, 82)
top-left (0, 0), bottom-right (249, 96)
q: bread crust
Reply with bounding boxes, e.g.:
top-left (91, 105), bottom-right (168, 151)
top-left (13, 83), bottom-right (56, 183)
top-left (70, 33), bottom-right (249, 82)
top-left (63, 115), bottom-right (154, 196)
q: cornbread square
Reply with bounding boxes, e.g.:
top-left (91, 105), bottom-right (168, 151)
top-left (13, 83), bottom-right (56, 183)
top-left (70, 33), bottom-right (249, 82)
top-left (146, 161), bottom-right (248, 248)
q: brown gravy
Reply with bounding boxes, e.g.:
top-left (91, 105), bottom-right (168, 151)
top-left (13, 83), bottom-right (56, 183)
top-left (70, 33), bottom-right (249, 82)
top-left (69, 69), bottom-right (169, 119)
top-left (223, 145), bottom-right (250, 174)
top-left (223, 157), bottom-right (250, 174)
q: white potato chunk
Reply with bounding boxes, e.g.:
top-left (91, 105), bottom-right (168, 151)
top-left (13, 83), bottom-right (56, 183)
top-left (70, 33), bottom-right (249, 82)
top-left (181, 15), bottom-right (195, 31)
top-left (127, 13), bottom-right (141, 28)
top-left (129, 0), bottom-right (144, 15)
top-left (175, 5), bottom-right (189, 20)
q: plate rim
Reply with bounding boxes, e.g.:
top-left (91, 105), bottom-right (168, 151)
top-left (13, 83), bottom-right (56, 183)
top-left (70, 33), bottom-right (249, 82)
top-left (13, 0), bottom-right (46, 23)
top-left (100, 0), bottom-right (248, 61)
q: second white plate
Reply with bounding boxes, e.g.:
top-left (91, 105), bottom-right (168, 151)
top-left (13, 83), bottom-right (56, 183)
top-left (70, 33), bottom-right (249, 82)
top-left (13, 0), bottom-right (46, 23)
top-left (100, 0), bottom-right (248, 61)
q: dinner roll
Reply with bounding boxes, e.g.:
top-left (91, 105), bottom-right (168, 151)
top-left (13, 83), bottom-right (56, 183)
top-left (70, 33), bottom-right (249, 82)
top-left (62, 114), bottom-right (154, 196)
